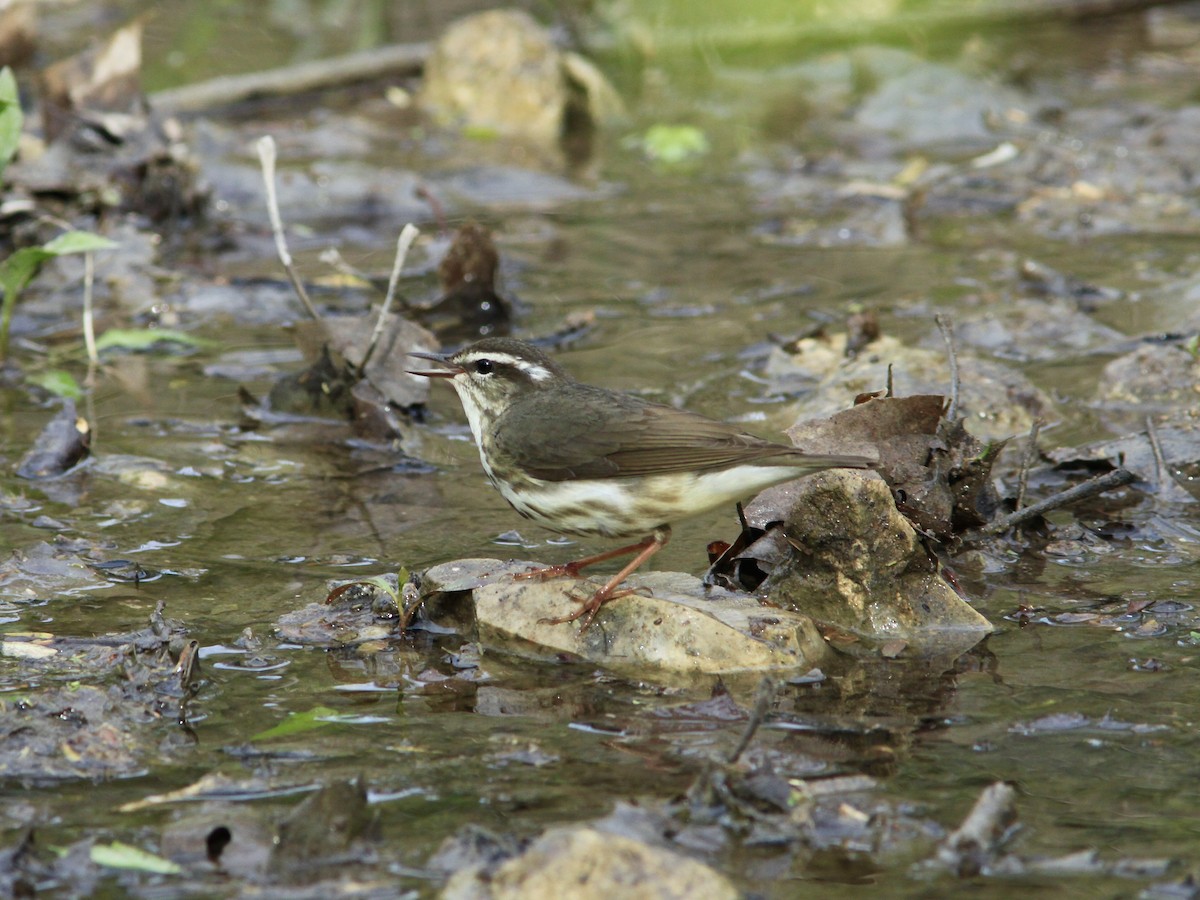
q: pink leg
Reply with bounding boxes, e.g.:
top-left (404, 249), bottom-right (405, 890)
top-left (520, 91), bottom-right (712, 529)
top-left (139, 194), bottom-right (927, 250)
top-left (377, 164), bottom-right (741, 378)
top-left (515, 535), bottom-right (660, 582)
top-left (538, 527), bottom-right (671, 632)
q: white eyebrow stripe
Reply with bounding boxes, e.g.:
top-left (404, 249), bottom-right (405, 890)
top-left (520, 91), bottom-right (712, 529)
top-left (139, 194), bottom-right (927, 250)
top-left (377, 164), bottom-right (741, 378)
top-left (455, 352), bottom-right (552, 382)
top-left (517, 362), bottom-right (552, 381)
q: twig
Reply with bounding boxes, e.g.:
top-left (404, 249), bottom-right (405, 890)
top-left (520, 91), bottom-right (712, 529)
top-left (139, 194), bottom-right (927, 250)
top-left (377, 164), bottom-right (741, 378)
top-left (1014, 418), bottom-right (1042, 511)
top-left (1144, 415), bottom-right (1195, 503)
top-left (256, 136), bottom-right (322, 323)
top-left (727, 676), bottom-right (778, 765)
top-left (82, 250), bottom-right (99, 438)
top-left (150, 42), bottom-right (430, 114)
top-left (935, 314), bottom-right (959, 421)
top-left (934, 781), bottom-right (1017, 877)
top-left (886, 362), bottom-right (894, 398)
top-left (962, 467), bottom-right (1136, 541)
top-left (359, 223), bottom-right (420, 375)
top-left (81, 251), bottom-right (98, 369)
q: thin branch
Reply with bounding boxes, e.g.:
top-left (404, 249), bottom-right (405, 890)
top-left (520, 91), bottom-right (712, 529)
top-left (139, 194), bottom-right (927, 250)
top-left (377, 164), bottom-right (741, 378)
top-left (359, 223), bottom-right (420, 375)
top-left (727, 676), bottom-right (778, 765)
top-left (962, 467), bottom-right (1136, 541)
top-left (1144, 415), bottom-right (1195, 503)
top-left (1014, 418), bottom-right (1043, 511)
top-left (82, 251), bottom-right (98, 369)
top-left (151, 42), bottom-right (429, 114)
top-left (935, 314), bottom-right (959, 421)
top-left (256, 136), bottom-right (322, 323)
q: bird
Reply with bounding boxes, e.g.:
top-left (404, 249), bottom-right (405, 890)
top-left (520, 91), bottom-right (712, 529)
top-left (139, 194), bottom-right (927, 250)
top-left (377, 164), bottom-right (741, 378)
top-left (408, 337), bottom-right (875, 631)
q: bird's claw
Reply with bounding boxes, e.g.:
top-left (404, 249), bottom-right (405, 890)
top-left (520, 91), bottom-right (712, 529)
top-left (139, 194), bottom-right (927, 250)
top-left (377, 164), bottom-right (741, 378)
top-left (538, 586), bottom-right (638, 633)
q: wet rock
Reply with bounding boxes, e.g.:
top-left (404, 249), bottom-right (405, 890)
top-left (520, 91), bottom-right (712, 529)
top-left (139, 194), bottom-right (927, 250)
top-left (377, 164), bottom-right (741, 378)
top-left (0, 541), bottom-right (111, 603)
top-left (421, 9), bottom-right (621, 166)
top-left (1046, 415), bottom-right (1200, 501)
top-left (953, 296), bottom-right (1125, 362)
top-left (420, 559), bottom-right (831, 679)
top-left (160, 803), bottom-right (274, 877)
top-left (429, 824), bottom-right (522, 877)
top-left (270, 778), bottom-right (378, 876)
top-left (1097, 342), bottom-right (1200, 410)
top-left (854, 57), bottom-right (1031, 149)
top-left (767, 332), bottom-right (1052, 442)
top-left (749, 471), bottom-right (992, 655)
top-left (441, 824), bottom-right (737, 900)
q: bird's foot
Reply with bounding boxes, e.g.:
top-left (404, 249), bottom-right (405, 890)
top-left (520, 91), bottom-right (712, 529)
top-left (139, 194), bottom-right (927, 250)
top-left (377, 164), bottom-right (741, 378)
top-left (539, 586), bottom-right (638, 632)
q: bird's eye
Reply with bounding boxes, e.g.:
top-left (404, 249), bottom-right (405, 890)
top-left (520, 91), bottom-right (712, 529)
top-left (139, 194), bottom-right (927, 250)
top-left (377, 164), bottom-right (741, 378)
top-left (473, 359), bottom-right (494, 375)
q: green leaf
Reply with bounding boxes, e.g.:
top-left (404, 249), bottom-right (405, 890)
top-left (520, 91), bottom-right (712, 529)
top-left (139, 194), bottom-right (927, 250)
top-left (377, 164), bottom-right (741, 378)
top-left (27, 369), bottom-right (83, 399)
top-left (252, 705), bottom-right (339, 741)
top-left (94, 328), bottom-right (213, 353)
top-left (634, 124), bottom-right (710, 164)
top-left (0, 232), bottom-right (116, 315)
top-left (0, 246), bottom-right (55, 302)
top-left (41, 230), bottom-right (118, 256)
top-left (90, 841), bottom-right (182, 875)
top-left (0, 67), bottom-right (22, 176)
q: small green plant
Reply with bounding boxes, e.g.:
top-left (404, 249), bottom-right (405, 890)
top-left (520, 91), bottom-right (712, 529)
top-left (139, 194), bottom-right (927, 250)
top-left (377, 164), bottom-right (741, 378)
top-left (0, 230), bottom-right (117, 363)
top-left (0, 67), bottom-right (119, 365)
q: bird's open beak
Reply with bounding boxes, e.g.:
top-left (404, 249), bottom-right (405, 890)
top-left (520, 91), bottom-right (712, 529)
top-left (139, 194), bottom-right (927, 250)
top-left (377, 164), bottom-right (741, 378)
top-left (407, 350), bottom-right (464, 379)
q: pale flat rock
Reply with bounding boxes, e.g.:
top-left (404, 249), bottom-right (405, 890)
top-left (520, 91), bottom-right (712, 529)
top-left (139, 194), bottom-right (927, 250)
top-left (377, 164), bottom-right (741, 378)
top-left (420, 559), bottom-right (830, 678)
top-left (441, 825), bottom-right (737, 900)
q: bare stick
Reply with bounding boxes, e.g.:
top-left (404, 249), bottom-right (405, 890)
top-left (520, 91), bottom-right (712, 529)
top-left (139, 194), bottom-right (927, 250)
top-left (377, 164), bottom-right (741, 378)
top-left (727, 676), bottom-right (778, 765)
top-left (935, 314), bottom-right (959, 420)
top-left (1144, 416), bottom-right (1194, 503)
top-left (150, 42), bottom-right (430, 114)
top-left (962, 467), bottom-right (1135, 541)
top-left (256, 136), bottom-right (322, 323)
top-left (82, 251), bottom-right (98, 369)
top-left (934, 781), bottom-right (1017, 876)
top-left (1014, 418), bottom-right (1043, 511)
top-left (359, 223), bottom-right (420, 374)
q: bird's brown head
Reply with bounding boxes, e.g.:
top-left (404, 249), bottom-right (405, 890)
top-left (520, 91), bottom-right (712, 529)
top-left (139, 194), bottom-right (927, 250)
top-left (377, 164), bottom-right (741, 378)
top-left (408, 337), bottom-right (572, 433)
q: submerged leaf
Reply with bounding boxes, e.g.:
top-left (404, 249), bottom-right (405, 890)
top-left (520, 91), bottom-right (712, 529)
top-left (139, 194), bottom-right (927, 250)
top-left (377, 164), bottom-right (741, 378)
top-left (27, 369), bottom-right (83, 400)
top-left (95, 328), bottom-right (212, 353)
top-left (90, 841), bottom-right (182, 874)
top-left (252, 705), bottom-right (339, 741)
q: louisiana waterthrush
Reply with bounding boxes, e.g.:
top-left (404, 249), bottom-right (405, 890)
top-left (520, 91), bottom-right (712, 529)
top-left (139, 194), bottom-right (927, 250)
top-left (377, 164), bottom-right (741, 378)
top-left (409, 337), bottom-right (874, 630)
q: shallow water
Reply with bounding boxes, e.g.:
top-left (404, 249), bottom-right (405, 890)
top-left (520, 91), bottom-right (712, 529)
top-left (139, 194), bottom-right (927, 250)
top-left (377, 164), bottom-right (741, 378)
top-left (4, 2), bottom-right (1200, 896)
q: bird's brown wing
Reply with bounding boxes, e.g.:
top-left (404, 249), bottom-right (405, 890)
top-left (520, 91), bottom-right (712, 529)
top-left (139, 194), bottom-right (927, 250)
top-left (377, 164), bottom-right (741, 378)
top-left (493, 383), bottom-right (857, 482)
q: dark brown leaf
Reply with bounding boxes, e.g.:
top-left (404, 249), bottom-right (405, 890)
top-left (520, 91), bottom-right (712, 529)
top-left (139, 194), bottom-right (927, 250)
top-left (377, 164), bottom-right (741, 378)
top-left (16, 401), bottom-right (90, 479)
